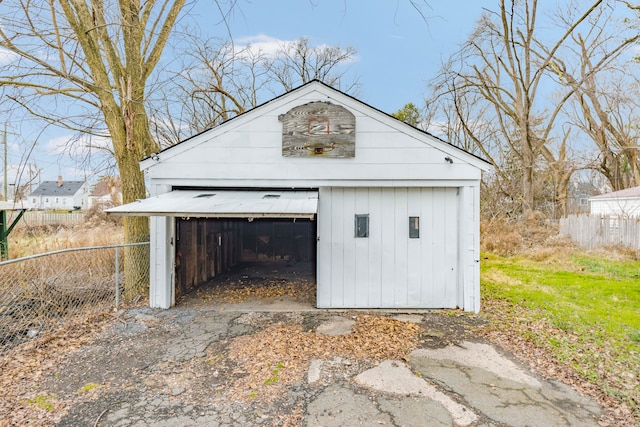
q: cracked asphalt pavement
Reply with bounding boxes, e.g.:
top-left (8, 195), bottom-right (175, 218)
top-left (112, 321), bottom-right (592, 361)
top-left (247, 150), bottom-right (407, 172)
top-left (43, 294), bottom-right (601, 427)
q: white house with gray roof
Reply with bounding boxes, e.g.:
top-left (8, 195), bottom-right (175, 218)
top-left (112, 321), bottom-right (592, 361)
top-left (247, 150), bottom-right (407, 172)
top-left (29, 176), bottom-right (89, 211)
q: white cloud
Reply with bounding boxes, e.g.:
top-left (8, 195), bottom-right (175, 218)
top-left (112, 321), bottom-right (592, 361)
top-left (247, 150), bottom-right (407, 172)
top-left (0, 47), bottom-right (18, 66)
top-left (235, 34), bottom-right (288, 58)
top-left (0, 163), bottom-right (22, 185)
top-left (233, 34), bottom-right (358, 64)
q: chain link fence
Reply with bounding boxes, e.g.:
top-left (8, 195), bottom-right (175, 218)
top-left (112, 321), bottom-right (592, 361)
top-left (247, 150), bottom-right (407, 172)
top-left (0, 242), bottom-right (149, 355)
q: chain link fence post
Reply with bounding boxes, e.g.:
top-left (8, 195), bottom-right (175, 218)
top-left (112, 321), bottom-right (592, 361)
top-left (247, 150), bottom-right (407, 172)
top-left (115, 246), bottom-right (120, 310)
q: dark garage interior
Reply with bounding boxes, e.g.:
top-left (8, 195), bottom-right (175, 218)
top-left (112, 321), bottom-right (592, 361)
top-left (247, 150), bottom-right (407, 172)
top-left (174, 217), bottom-right (316, 297)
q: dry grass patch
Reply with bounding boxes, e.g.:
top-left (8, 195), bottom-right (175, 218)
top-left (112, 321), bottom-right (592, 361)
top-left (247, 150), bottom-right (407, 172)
top-left (8, 223), bottom-right (124, 259)
top-left (481, 211), bottom-right (574, 257)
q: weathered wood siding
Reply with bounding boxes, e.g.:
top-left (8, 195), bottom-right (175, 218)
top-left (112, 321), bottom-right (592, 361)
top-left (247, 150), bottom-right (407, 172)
top-left (174, 218), bottom-right (241, 295)
top-left (317, 187), bottom-right (459, 309)
top-left (280, 101), bottom-right (355, 158)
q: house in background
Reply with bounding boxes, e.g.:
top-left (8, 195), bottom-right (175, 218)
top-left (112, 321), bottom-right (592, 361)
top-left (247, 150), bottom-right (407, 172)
top-left (109, 80), bottom-right (491, 312)
top-left (29, 176), bottom-right (88, 211)
top-left (88, 176), bottom-right (122, 209)
top-left (589, 185), bottom-right (640, 218)
top-left (567, 180), bottom-right (600, 214)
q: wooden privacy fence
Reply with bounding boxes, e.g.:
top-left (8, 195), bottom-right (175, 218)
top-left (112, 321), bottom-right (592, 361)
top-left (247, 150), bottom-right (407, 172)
top-left (559, 214), bottom-right (640, 251)
top-left (7, 211), bottom-right (85, 228)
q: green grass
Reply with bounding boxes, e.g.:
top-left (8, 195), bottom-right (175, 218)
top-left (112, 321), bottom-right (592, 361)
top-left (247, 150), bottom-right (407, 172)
top-left (481, 251), bottom-right (640, 414)
top-left (27, 395), bottom-right (55, 411)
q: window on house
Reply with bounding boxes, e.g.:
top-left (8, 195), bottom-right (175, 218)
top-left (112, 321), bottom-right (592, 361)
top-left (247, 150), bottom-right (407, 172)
top-left (45, 198), bottom-right (48, 202)
top-left (55, 198), bottom-right (59, 203)
top-left (32, 198), bottom-right (36, 204)
top-left (409, 216), bottom-right (420, 238)
top-left (355, 214), bottom-right (369, 238)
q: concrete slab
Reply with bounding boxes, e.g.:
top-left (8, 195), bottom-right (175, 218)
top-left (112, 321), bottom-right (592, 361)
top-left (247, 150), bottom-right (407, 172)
top-left (315, 316), bottom-right (355, 336)
top-left (392, 314), bottom-right (424, 323)
top-left (307, 359), bottom-right (322, 384)
top-left (377, 397), bottom-right (452, 427)
top-left (410, 342), bottom-right (601, 427)
top-left (306, 384), bottom-right (392, 426)
top-left (355, 360), bottom-right (478, 426)
top-left (411, 341), bottom-right (540, 387)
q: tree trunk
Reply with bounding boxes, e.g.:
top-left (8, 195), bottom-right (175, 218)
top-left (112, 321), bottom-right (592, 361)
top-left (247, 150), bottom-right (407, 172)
top-left (106, 84), bottom-right (158, 300)
top-left (120, 152), bottom-right (151, 300)
top-left (121, 90), bottom-right (157, 299)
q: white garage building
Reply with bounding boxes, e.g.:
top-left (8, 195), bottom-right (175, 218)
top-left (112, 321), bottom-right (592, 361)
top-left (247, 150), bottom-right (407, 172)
top-left (589, 186), bottom-right (640, 218)
top-left (110, 81), bottom-right (490, 312)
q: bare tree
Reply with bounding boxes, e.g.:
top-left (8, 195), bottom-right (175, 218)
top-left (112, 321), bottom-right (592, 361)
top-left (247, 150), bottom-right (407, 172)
top-left (151, 35), bottom-right (273, 146)
top-left (154, 36), bottom-right (359, 145)
top-left (427, 0), bottom-right (620, 217)
top-left (543, 3), bottom-right (640, 191)
top-left (0, 0), bottom-right (189, 297)
top-left (265, 37), bottom-right (359, 93)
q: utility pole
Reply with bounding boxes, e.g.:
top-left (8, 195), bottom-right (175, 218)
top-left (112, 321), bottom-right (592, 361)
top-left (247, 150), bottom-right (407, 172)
top-left (2, 122), bottom-right (7, 201)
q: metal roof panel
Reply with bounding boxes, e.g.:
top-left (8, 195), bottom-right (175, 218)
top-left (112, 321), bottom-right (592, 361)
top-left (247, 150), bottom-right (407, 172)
top-left (106, 190), bottom-right (318, 219)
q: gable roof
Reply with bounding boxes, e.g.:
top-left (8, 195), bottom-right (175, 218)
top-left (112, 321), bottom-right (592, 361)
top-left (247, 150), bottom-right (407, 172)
top-left (590, 185), bottom-right (640, 201)
top-left (30, 181), bottom-right (85, 197)
top-left (142, 80), bottom-right (492, 172)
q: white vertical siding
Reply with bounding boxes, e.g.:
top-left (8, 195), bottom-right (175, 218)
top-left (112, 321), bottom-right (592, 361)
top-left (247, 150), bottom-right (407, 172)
top-left (393, 188), bottom-right (409, 306)
top-left (379, 188), bottom-right (396, 306)
top-left (407, 189), bottom-right (422, 305)
top-left (317, 186), bottom-right (460, 309)
top-left (458, 185), bottom-right (480, 312)
top-left (354, 188), bottom-right (371, 307)
top-left (149, 184), bottom-right (174, 308)
top-left (367, 188), bottom-right (383, 307)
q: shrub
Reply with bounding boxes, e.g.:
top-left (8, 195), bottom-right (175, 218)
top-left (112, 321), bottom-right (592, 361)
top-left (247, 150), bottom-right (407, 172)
top-left (84, 202), bottom-right (123, 227)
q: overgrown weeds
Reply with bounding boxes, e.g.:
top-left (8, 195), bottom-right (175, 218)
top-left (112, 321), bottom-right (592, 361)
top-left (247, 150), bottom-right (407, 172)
top-left (7, 223), bottom-right (124, 259)
top-left (481, 210), bottom-right (573, 256)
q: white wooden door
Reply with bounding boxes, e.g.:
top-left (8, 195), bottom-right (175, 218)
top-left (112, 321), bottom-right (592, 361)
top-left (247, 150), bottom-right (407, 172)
top-left (317, 187), bottom-right (459, 309)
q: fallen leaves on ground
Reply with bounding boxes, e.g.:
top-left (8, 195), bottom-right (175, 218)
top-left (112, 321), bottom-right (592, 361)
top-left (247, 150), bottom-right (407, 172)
top-left (198, 280), bottom-right (316, 305)
top-left (224, 315), bottom-right (421, 402)
top-left (0, 302), bottom-right (144, 427)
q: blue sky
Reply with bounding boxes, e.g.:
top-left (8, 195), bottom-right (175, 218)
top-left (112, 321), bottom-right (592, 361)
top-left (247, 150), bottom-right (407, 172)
top-left (4, 0), bottom-right (493, 189)
top-left (212, 0), bottom-right (494, 112)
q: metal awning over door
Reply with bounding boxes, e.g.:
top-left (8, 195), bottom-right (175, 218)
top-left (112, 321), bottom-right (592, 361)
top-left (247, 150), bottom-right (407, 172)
top-left (106, 190), bottom-right (318, 219)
